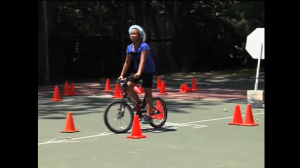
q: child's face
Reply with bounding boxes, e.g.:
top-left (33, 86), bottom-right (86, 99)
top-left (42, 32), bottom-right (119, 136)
top-left (130, 29), bottom-right (140, 42)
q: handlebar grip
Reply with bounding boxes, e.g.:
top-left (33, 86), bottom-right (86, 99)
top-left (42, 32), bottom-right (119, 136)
top-left (118, 78), bottom-right (127, 83)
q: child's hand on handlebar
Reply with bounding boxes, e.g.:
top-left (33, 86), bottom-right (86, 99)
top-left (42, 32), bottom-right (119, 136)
top-left (134, 73), bottom-right (141, 79)
top-left (118, 76), bottom-right (123, 80)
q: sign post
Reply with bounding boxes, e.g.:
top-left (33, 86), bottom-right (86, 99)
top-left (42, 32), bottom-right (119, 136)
top-left (254, 43), bottom-right (263, 91)
top-left (245, 28), bottom-right (265, 108)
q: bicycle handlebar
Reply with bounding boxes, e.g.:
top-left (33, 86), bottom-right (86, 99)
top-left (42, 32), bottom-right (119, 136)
top-left (117, 73), bottom-right (135, 85)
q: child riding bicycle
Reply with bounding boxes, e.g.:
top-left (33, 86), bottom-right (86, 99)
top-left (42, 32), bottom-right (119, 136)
top-left (118, 25), bottom-right (155, 124)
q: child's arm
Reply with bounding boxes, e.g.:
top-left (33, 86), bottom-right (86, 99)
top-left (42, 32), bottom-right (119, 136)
top-left (120, 53), bottom-right (131, 78)
top-left (137, 50), bottom-right (149, 74)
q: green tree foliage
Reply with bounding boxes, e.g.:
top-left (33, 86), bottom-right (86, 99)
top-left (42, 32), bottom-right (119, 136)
top-left (38, 0), bottom-right (264, 83)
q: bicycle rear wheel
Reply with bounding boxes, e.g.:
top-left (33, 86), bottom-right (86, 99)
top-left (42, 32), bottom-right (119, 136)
top-left (150, 97), bottom-right (168, 128)
top-left (104, 101), bottom-right (134, 134)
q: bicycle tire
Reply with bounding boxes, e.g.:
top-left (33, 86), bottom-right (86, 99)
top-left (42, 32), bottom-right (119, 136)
top-left (103, 101), bottom-right (134, 134)
top-left (150, 97), bottom-right (168, 129)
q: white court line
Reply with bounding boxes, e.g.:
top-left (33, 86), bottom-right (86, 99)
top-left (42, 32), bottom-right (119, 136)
top-left (46, 138), bottom-right (56, 143)
top-left (38, 132), bottom-right (112, 146)
top-left (192, 125), bottom-right (208, 129)
top-left (183, 112), bottom-right (264, 124)
top-left (53, 141), bottom-right (81, 144)
top-left (38, 112), bottom-right (264, 146)
top-left (38, 138), bottom-right (57, 145)
top-left (86, 95), bottom-right (112, 98)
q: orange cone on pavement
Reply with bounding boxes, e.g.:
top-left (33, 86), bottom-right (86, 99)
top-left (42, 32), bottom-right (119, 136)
top-left (179, 84), bottom-right (192, 93)
top-left (192, 78), bottom-right (199, 91)
top-left (61, 112), bottom-right (80, 133)
top-left (64, 82), bottom-right (70, 96)
top-left (127, 115), bottom-right (147, 139)
top-left (69, 82), bottom-right (77, 96)
top-left (241, 104), bottom-right (259, 126)
top-left (185, 85), bottom-right (192, 92)
top-left (179, 84), bottom-right (186, 93)
top-left (152, 100), bottom-right (165, 119)
top-left (51, 86), bottom-right (63, 101)
top-left (104, 79), bottom-right (113, 92)
top-left (134, 85), bottom-right (142, 94)
top-left (229, 105), bottom-right (244, 125)
top-left (157, 76), bottom-right (161, 89)
top-left (112, 84), bottom-right (123, 98)
top-left (158, 81), bottom-right (168, 95)
top-left (138, 85), bottom-right (144, 93)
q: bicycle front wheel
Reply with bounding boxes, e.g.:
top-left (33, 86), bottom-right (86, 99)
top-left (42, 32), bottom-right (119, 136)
top-left (103, 101), bottom-right (134, 134)
top-left (150, 97), bottom-right (168, 128)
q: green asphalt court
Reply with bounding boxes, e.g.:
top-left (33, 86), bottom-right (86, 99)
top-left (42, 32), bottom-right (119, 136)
top-left (38, 93), bottom-right (264, 168)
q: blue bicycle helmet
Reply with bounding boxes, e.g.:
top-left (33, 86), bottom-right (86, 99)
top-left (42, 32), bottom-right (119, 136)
top-left (128, 25), bottom-right (146, 42)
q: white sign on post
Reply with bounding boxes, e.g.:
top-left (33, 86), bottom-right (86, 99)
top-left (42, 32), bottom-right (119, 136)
top-left (245, 28), bottom-right (264, 108)
top-left (246, 28), bottom-right (265, 60)
top-left (246, 28), bottom-right (264, 91)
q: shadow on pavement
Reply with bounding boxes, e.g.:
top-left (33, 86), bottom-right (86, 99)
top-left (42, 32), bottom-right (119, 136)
top-left (158, 75), bottom-right (265, 91)
top-left (38, 75), bottom-right (262, 120)
top-left (115, 126), bottom-right (178, 136)
top-left (38, 75), bottom-right (264, 96)
top-left (38, 95), bottom-right (248, 120)
top-left (142, 126), bottom-right (177, 134)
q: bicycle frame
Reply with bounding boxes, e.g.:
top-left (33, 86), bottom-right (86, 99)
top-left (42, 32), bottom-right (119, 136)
top-left (118, 77), bottom-right (157, 114)
top-left (104, 78), bottom-right (167, 134)
top-left (120, 83), bottom-right (146, 113)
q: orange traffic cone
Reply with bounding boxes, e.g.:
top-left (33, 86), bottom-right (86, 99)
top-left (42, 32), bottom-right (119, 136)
top-left (158, 81), bottom-right (168, 95)
top-left (127, 115), bottom-right (147, 139)
top-left (157, 76), bottom-right (161, 89)
top-left (104, 79), bottom-right (113, 92)
top-left (192, 78), bottom-right (199, 91)
top-left (64, 82), bottom-right (70, 96)
top-left (69, 82), bottom-right (77, 96)
top-left (185, 85), bottom-right (192, 92)
top-left (241, 104), bottom-right (259, 126)
top-left (179, 84), bottom-right (192, 93)
top-left (179, 84), bottom-right (186, 93)
top-left (152, 100), bottom-right (165, 119)
top-left (51, 86), bottom-right (63, 101)
top-left (134, 85), bottom-right (142, 94)
top-left (229, 105), bottom-right (244, 125)
top-left (112, 84), bottom-right (123, 98)
top-left (138, 85), bottom-right (145, 93)
top-left (61, 112), bottom-right (80, 133)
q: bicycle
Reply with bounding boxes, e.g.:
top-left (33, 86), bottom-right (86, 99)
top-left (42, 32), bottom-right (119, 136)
top-left (103, 75), bottom-right (168, 134)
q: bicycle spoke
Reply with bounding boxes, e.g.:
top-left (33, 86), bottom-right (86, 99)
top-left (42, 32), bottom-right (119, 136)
top-left (119, 118), bottom-right (127, 128)
top-left (104, 101), bottom-right (134, 133)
